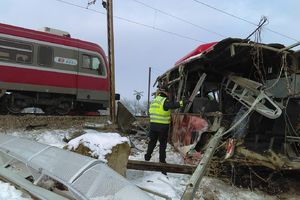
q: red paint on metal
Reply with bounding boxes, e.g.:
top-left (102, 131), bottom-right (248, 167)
top-left (175, 42), bottom-right (218, 66)
top-left (77, 74), bottom-right (109, 91)
top-left (0, 65), bottom-right (109, 91)
top-left (0, 23), bottom-right (109, 72)
top-left (225, 138), bottom-right (235, 159)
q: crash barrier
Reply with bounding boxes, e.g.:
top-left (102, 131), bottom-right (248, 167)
top-left (0, 135), bottom-right (153, 200)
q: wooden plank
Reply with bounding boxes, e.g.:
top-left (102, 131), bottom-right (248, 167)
top-left (127, 160), bottom-right (196, 175)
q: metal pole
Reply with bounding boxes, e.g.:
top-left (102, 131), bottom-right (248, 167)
top-left (181, 127), bottom-right (224, 200)
top-left (279, 41), bottom-right (300, 52)
top-left (147, 67), bottom-right (151, 116)
top-left (107, 0), bottom-right (116, 124)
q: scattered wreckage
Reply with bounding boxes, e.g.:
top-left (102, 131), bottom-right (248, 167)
top-left (155, 38), bottom-right (300, 172)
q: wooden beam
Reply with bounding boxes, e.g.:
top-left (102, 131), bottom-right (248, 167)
top-left (127, 160), bottom-right (196, 175)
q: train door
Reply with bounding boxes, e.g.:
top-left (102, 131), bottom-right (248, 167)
top-left (77, 51), bottom-right (109, 102)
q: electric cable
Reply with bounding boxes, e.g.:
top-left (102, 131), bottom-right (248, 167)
top-left (54, 0), bottom-right (205, 43)
top-left (192, 0), bottom-right (299, 42)
top-left (132, 0), bottom-right (226, 38)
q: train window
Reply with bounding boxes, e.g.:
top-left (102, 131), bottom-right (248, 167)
top-left (0, 39), bottom-right (33, 63)
top-left (81, 54), bottom-right (106, 76)
top-left (82, 55), bottom-right (91, 68)
top-left (92, 57), bottom-right (106, 76)
top-left (91, 57), bottom-right (100, 70)
top-left (38, 46), bottom-right (53, 66)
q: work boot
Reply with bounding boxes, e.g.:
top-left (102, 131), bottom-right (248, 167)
top-left (160, 160), bottom-right (167, 175)
top-left (144, 154), bottom-right (151, 161)
top-left (159, 159), bottom-right (166, 164)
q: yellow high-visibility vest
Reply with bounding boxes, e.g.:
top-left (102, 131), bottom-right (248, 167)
top-left (149, 96), bottom-right (171, 124)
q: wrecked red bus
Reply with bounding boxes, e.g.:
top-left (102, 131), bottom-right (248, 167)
top-left (155, 38), bottom-right (300, 171)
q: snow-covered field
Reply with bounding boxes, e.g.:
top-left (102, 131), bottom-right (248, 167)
top-left (0, 126), bottom-right (292, 200)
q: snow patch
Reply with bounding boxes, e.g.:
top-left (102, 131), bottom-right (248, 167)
top-left (35, 130), bottom-right (67, 148)
top-left (0, 180), bottom-right (32, 200)
top-left (67, 130), bottom-right (129, 162)
top-left (9, 129), bottom-right (68, 148)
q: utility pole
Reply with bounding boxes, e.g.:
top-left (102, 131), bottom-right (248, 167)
top-left (147, 67), bottom-right (151, 116)
top-left (104, 0), bottom-right (116, 123)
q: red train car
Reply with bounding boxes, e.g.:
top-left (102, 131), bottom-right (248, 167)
top-left (0, 23), bottom-right (110, 114)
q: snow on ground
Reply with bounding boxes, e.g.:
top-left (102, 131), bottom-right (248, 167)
top-left (8, 129), bottom-right (69, 148)
top-left (0, 180), bottom-right (32, 200)
top-left (1, 128), bottom-right (280, 200)
top-left (127, 133), bottom-right (277, 200)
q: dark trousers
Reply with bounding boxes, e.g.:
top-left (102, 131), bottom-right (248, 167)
top-left (145, 124), bottom-right (169, 163)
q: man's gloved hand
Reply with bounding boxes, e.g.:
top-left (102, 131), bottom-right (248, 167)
top-left (179, 100), bottom-right (184, 107)
top-left (179, 98), bottom-right (190, 107)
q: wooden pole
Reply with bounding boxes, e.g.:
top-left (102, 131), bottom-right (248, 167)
top-left (107, 0), bottom-right (116, 123)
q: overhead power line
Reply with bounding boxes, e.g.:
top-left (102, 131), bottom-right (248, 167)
top-left (132, 0), bottom-right (226, 38)
top-left (54, 0), bottom-right (205, 43)
top-left (192, 0), bottom-right (298, 42)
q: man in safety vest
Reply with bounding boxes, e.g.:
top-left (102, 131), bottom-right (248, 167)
top-left (145, 89), bottom-right (186, 166)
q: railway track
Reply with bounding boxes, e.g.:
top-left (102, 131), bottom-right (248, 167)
top-left (0, 114), bottom-right (109, 131)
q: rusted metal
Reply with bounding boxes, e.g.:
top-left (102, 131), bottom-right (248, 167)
top-left (127, 160), bottom-right (196, 174)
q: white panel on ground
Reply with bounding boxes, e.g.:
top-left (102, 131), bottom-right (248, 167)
top-left (0, 135), bottom-right (153, 200)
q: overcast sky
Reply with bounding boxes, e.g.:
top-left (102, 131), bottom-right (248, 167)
top-left (1, 0), bottom-right (300, 99)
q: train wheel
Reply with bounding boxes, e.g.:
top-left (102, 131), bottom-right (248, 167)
top-left (42, 106), bottom-right (55, 115)
top-left (0, 97), bottom-right (7, 114)
top-left (5, 96), bottom-right (23, 114)
top-left (55, 101), bottom-right (72, 115)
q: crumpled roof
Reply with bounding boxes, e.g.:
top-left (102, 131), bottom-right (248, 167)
top-left (175, 41), bottom-right (218, 66)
